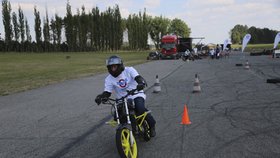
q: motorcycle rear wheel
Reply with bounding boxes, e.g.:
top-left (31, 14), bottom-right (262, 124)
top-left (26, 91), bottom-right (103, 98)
top-left (142, 120), bottom-right (151, 141)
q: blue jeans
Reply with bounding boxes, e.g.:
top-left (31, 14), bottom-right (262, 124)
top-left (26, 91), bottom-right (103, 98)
top-left (133, 97), bottom-right (156, 128)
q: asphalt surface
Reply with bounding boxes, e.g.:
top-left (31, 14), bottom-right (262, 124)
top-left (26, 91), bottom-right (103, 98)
top-left (0, 51), bottom-right (280, 158)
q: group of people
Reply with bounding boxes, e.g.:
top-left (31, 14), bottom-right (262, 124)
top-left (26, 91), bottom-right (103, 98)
top-left (182, 47), bottom-right (202, 61)
top-left (210, 44), bottom-right (230, 59)
top-left (209, 45), bottom-right (220, 59)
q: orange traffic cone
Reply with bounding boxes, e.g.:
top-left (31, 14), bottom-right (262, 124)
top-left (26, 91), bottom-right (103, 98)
top-left (181, 105), bottom-right (191, 125)
top-left (193, 74), bottom-right (201, 93)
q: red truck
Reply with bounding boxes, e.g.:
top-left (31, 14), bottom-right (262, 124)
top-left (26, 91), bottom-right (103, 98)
top-left (160, 34), bottom-right (193, 59)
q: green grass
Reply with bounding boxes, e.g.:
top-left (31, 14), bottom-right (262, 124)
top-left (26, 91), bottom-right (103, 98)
top-left (231, 43), bottom-right (274, 52)
top-left (0, 51), bottom-right (149, 96)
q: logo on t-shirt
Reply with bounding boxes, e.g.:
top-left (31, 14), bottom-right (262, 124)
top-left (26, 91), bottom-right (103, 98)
top-left (117, 79), bottom-right (127, 88)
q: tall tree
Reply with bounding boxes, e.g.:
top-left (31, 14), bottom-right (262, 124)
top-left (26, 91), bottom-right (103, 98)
top-left (64, 0), bottom-right (74, 51)
top-left (24, 17), bottom-right (31, 51)
top-left (248, 27), bottom-right (277, 44)
top-left (42, 9), bottom-right (50, 51)
top-left (50, 18), bottom-right (57, 45)
top-left (2, 0), bottom-right (13, 45)
top-left (168, 18), bottom-right (191, 37)
top-left (113, 5), bottom-right (123, 50)
top-left (149, 16), bottom-right (170, 50)
top-left (105, 7), bottom-right (113, 50)
top-left (126, 14), bottom-right (135, 49)
top-left (79, 6), bottom-right (88, 51)
top-left (12, 12), bottom-right (20, 42)
top-left (230, 24), bottom-right (278, 44)
top-left (91, 7), bottom-right (100, 50)
top-left (43, 9), bottom-right (50, 44)
top-left (248, 26), bottom-right (258, 44)
top-left (230, 24), bottom-right (248, 44)
top-left (73, 9), bottom-right (80, 51)
top-left (142, 8), bottom-right (150, 49)
top-left (230, 31), bottom-right (240, 44)
top-left (88, 11), bottom-right (94, 49)
top-left (126, 11), bottom-right (150, 50)
top-left (18, 6), bottom-right (25, 43)
top-left (25, 18), bottom-right (31, 42)
top-left (55, 14), bottom-right (62, 45)
top-left (100, 12), bottom-right (105, 50)
top-left (34, 6), bottom-right (42, 44)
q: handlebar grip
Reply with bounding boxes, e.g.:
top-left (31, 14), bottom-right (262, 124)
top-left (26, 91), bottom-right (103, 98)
top-left (101, 97), bottom-right (108, 103)
top-left (127, 89), bottom-right (137, 95)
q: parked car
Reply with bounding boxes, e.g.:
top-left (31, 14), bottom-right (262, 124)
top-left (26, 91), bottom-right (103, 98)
top-left (147, 51), bottom-right (160, 60)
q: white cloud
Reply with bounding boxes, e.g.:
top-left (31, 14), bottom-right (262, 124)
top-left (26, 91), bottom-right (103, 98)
top-left (176, 0), bottom-right (280, 43)
top-left (120, 8), bottom-right (130, 18)
top-left (185, 0), bottom-right (234, 9)
top-left (144, 0), bottom-right (160, 8)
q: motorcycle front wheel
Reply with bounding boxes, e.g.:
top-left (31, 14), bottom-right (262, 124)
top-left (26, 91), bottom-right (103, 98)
top-left (116, 127), bottom-right (137, 158)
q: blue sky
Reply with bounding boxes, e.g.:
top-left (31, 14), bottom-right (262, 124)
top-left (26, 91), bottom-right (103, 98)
top-left (0, 0), bottom-right (279, 44)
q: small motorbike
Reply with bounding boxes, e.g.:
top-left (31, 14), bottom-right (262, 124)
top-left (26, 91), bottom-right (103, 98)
top-left (100, 89), bottom-right (151, 158)
top-left (182, 52), bottom-right (194, 61)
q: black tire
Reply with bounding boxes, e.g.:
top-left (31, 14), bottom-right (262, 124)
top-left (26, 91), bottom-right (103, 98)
top-left (142, 120), bottom-right (151, 141)
top-left (267, 78), bottom-right (280, 83)
top-left (250, 52), bottom-right (262, 56)
top-left (116, 127), bottom-right (137, 158)
top-left (235, 63), bottom-right (243, 66)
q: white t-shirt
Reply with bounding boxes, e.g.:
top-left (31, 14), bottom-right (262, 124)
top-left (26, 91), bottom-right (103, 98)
top-left (104, 67), bottom-right (146, 100)
top-left (184, 50), bottom-right (190, 55)
top-left (210, 49), bottom-right (215, 55)
top-left (194, 48), bottom-right (198, 55)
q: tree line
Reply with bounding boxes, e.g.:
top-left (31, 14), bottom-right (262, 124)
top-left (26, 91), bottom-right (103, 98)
top-left (230, 24), bottom-right (278, 44)
top-left (1, 0), bottom-right (191, 52)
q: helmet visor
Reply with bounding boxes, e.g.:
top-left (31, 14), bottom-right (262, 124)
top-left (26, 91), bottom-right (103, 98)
top-left (106, 57), bottom-right (122, 66)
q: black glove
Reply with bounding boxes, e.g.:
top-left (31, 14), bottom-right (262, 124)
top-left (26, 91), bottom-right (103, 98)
top-left (95, 91), bottom-right (111, 105)
top-left (135, 75), bottom-right (147, 91)
top-left (101, 97), bottom-right (108, 103)
top-left (95, 94), bottom-right (102, 105)
top-left (136, 84), bottom-right (145, 91)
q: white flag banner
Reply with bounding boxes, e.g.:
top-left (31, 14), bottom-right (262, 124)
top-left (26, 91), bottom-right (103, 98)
top-left (223, 39), bottom-right (229, 51)
top-left (273, 32), bottom-right (280, 49)
top-left (242, 34), bottom-right (251, 52)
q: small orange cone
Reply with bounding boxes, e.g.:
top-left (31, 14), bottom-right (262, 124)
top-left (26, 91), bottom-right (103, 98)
top-left (181, 105), bottom-right (191, 125)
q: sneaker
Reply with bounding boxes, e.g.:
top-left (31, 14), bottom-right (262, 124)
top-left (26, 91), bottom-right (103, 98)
top-left (150, 127), bottom-right (156, 137)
